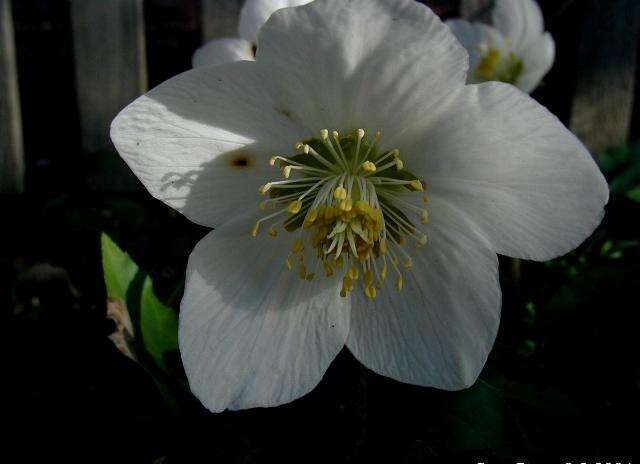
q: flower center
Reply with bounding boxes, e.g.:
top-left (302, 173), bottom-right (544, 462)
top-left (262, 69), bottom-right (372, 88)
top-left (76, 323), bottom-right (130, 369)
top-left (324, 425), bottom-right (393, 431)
top-left (251, 129), bottom-right (429, 299)
top-left (475, 47), bottom-right (524, 85)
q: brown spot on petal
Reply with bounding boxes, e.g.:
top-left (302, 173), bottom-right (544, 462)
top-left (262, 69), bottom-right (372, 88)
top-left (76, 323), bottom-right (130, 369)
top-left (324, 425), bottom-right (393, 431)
top-left (225, 149), bottom-right (254, 169)
top-left (276, 107), bottom-right (294, 121)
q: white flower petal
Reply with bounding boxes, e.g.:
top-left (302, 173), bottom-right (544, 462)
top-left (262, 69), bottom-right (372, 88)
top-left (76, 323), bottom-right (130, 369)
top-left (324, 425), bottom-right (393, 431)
top-left (347, 198), bottom-right (500, 389)
top-left (446, 19), bottom-right (506, 81)
top-left (239, 0), bottom-right (312, 44)
top-left (110, 61), bottom-right (305, 229)
top-left (492, 0), bottom-right (544, 52)
top-left (180, 220), bottom-right (350, 412)
top-left (518, 32), bottom-right (555, 93)
top-left (192, 37), bottom-right (255, 68)
top-left (257, 0), bottom-right (469, 140)
top-left (409, 82), bottom-right (608, 261)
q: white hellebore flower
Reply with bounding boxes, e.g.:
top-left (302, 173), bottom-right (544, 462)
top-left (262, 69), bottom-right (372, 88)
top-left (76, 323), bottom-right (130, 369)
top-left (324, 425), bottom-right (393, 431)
top-left (192, 0), bottom-right (311, 67)
top-left (111, 0), bottom-right (607, 412)
top-left (447, 0), bottom-right (555, 93)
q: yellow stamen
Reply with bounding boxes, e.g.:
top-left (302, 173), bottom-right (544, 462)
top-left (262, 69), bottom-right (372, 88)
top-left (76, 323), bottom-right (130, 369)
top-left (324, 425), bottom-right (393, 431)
top-left (364, 270), bottom-right (374, 286)
top-left (364, 286), bottom-right (377, 299)
top-left (362, 161), bottom-right (376, 172)
top-left (348, 265), bottom-right (359, 280)
top-left (339, 198), bottom-right (353, 212)
top-left (334, 186), bottom-right (347, 200)
top-left (379, 238), bottom-right (387, 255)
top-left (251, 222), bottom-right (260, 237)
top-left (288, 200), bottom-right (302, 214)
top-left (259, 183), bottom-right (272, 194)
top-left (410, 180), bottom-right (424, 191)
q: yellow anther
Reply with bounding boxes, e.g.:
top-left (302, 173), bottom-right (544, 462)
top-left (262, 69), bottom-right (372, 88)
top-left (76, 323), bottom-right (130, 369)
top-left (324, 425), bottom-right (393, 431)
top-left (379, 238), bottom-right (387, 255)
top-left (380, 262), bottom-right (388, 281)
top-left (283, 165), bottom-right (293, 178)
top-left (287, 200), bottom-right (302, 214)
top-left (268, 225), bottom-right (278, 237)
top-left (298, 264), bottom-right (307, 280)
top-left (294, 141), bottom-right (304, 150)
top-left (348, 265), bottom-right (360, 280)
top-left (333, 186), bottom-right (347, 200)
top-left (421, 211), bottom-right (429, 224)
top-left (395, 276), bottom-right (404, 292)
top-left (259, 183), bottom-right (272, 194)
top-left (422, 195), bottom-right (429, 203)
top-left (395, 159), bottom-right (404, 170)
top-left (364, 286), bottom-right (377, 299)
top-left (305, 208), bottom-right (318, 223)
top-left (342, 275), bottom-right (354, 292)
top-left (355, 200), bottom-right (369, 213)
top-left (286, 256), bottom-right (293, 270)
top-left (403, 258), bottom-right (413, 269)
top-left (269, 156), bottom-right (277, 166)
top-left (306, 272), bottom-right (315, 281)
top-left (362, 161), bottom-right (376, 172)
top-left (320, 129), bottom-right (329, 140)
top-left (251, 222), bottom-right (260, 237)
top-left (416, 234), bottom-right (427, 247)
top-left (374, 131), bottom-right (381, 140)
top-left (259, 201), bottom-right (268, 210)
top-left (476, 48), bottom-right (501, 80)
top-left (364, 270), bottom-right (374, 286)
top-left (339, 198), bottom-right (353, 212)
top-left (410, 180), bottom-right (424, 191)
top-left (390, 149), bottom-right (400, 158)
top-left (292, 238), bottom-right (304, 253)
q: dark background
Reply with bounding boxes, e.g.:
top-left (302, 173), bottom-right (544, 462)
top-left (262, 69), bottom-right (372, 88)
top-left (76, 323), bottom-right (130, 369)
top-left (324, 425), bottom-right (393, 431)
top-left (2, 1), bottom-right (639, 462)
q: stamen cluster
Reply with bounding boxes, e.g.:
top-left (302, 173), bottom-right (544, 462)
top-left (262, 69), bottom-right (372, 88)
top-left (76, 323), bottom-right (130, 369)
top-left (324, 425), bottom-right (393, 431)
top-left (252, 129), bottom-right (429, 298)
top-left (476, 47), bottom-right (524, 84)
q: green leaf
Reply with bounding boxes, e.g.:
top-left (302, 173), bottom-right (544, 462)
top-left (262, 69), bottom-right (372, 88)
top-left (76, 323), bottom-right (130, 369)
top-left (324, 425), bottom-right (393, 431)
top-left (140, 275), bottom-right (179, 373)
top-left (443, 380), bottom-right (510, 454)
top-left (101, 233), bottom-right (184, 412)
top-left (101, 233), bottom-right (139, 301)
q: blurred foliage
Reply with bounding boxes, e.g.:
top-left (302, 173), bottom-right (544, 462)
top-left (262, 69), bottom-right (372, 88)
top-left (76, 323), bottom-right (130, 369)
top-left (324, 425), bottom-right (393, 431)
top-left (599, 141), bottom-right (640, 202)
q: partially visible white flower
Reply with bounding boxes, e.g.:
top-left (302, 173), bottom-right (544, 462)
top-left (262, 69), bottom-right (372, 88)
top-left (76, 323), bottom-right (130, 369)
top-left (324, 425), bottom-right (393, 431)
top-left (447, 0), bottom-right (555, 93)
top-left (112, 0), bottom-right (607, 412)
top-left (193, 0), bottom-right (311, 67)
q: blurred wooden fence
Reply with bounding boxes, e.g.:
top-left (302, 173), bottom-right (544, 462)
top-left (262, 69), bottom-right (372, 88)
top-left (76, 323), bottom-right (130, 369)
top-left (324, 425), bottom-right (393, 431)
top-left (1, 0), bottom-right (639, 193)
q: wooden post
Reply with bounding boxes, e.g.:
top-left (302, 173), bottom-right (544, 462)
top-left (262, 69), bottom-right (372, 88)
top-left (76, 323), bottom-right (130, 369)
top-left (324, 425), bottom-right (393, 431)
top-left (0, 0), bottom-right (24, 194)
top-left (71, 0), bottom-right (147, 155)
top-left (459, 0), bottom-right (493, 21)
top-left (201, 0), bottom-right (242, 42)
top-left (570, 0), bottom-right (640, 154)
